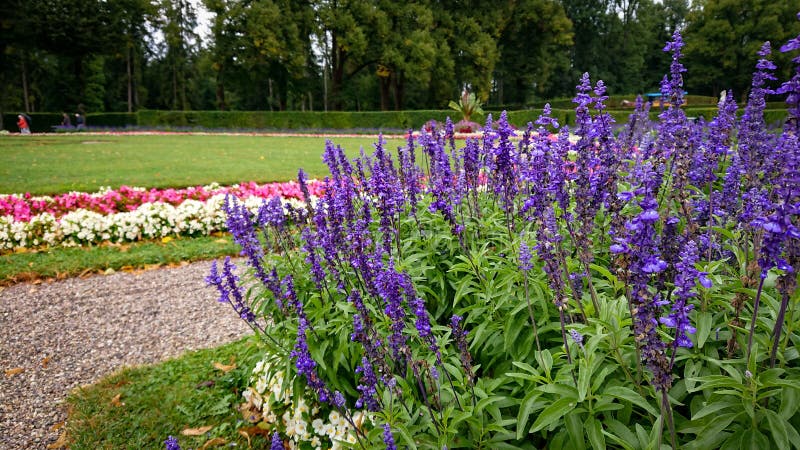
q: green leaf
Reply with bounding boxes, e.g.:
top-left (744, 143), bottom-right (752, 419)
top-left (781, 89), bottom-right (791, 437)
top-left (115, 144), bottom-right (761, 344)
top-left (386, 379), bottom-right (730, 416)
top-left (687, 375), bottom-right (745, 393)
top-left (585, 416), bottom-right (606, 450)
top-left (516, 391), bottom-right (542, 440)
top-left (393, 423), bottom-right (418, 450)
top-left (780, 387), bottom-right (800, 420)
top-left (578, 360), bottom-right (591, 402)
top-left (604, 418), bottom-right (639, 450)
top-left (692, 398), bottom-right (738, 420)
top-left (530, 397), bottom-right (576, 433)
top-left (742, 428), bottom-right (770, 450)
top-left (603, 386), bottom-right (659, 417)
top-left (565, 411), bottom-right (586, 450)
top-left (764, 409), bottom-right (790, 450)
top-left (696, 311), bottom-right (713, 348)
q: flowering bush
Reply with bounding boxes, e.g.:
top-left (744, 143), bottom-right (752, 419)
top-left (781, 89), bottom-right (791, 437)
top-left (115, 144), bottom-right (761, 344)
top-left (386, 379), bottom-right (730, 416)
top-left (213, 30), bottom-right (800, 449)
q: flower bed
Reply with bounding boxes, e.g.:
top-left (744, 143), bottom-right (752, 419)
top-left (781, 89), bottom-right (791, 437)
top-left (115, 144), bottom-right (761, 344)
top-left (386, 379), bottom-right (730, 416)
top-left (0, 181), bottom-right (323, 250)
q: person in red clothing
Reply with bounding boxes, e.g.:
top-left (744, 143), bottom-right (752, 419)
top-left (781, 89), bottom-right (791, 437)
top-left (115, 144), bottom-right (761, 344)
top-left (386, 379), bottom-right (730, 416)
top-left (17, 114), bottom-right (30, 134)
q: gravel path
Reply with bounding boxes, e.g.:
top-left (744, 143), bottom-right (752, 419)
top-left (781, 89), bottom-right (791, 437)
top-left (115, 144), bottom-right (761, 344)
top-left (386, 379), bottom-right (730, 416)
top-left (0, 260), bottom-right (252, 450)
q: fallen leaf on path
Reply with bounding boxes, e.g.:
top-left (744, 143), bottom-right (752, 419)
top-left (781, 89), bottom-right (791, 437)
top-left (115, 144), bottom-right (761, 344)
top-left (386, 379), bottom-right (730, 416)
top-left (238, 429), bottom-right (252, 447)
top-left (46, 432), bottom-right (68, 449)
top-left (213, 362), bottom-right (236, 373)
top-left (41, 357), bottom-right (51, 368)
top-left (239, 425), bottom-right (270, 437)
top-left (181, 425), bottom-right (213, 436)
top-left (5, 367), bottom-right (24, 377)
top-left (50, 421), bottom-right (65, 431)
top-left (200, 437), bottom-right (226, 449)
top-left (110, 393), bottom-right (124, 407)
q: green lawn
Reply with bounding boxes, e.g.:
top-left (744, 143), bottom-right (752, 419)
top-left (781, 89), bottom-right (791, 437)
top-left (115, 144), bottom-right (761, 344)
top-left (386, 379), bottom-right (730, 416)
top-left (0, 134), bottom-right (405, 195)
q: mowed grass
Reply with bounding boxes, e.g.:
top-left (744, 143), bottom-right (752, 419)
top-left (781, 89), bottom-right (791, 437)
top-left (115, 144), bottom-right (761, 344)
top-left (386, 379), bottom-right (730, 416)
top-left (65, 336), bottom-right (268, 450)
top-left (0, 134), bottom-right (405, 195)
top-left (0, 234), bottom-right (240, 285)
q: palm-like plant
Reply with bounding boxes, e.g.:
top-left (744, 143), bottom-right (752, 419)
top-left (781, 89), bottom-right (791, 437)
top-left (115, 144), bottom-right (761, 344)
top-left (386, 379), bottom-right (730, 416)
top-left (448, 89), bottom-right (484, 122)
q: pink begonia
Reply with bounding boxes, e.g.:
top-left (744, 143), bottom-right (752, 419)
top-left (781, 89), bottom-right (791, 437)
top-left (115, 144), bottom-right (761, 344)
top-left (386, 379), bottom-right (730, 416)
top-left (0, 180), bottom-right (325, 222)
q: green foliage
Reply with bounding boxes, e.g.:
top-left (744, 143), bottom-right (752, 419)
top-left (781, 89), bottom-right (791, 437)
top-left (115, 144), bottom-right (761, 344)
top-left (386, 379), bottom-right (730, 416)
top-left (65, 336), bottom-right (268, 449)
top-left (0, 235), bottom-right (239, 284)
top-left (448, 91), bottom-right (485, 122)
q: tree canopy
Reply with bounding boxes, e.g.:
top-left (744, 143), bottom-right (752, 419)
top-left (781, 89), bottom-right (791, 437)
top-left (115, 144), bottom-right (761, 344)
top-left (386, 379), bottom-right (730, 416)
top-left (1, 0), bottom-right (798, 114)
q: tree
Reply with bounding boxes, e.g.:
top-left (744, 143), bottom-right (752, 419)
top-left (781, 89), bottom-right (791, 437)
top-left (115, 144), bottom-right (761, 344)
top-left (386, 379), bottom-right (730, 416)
top-left (493, 0), bottom-right (573, 105)
top-left (684, 0), bottom-right (800, 98)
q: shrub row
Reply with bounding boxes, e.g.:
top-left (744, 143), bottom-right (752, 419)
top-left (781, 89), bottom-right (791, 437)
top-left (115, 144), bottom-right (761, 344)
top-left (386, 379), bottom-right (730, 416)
top-left (0, 106), bottom-right (788, 133)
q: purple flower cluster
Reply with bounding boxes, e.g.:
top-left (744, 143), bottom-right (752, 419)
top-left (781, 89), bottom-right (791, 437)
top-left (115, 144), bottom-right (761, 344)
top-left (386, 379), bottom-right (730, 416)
top-left (164, 436), bottom-right (180, 450)
top-left (270, 432), bottom-right (284, 450)
top-left (383, 423), bottom-right (397, 450)
top-left (661, 240), bottom-right (705, 349)
top-left (205, 257), bottom-right (256, 323)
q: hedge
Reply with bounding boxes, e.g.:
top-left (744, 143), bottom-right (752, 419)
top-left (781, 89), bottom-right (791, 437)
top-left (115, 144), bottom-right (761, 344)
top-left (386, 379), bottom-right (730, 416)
top-left (0, 107), bottom-right (788, 133)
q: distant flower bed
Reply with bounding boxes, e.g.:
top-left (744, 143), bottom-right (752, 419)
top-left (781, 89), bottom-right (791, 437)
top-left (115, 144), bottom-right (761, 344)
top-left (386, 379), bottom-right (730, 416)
top-left (0, 181), bottom-right (321, 251)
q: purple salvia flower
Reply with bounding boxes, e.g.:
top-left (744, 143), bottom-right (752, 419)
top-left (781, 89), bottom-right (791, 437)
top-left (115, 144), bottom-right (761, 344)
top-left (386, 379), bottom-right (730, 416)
top-left (621, 160), bottom-right (673, 391)
top-left (661, 240), bottom-right (700, 349)
top-left (355, 356), bottom-right (381, 411)
top-left (398, 133), bottom-right (422, 219)
top-left (301, 227), bottom-right (326, 289)
top-left (534, 208), bottom-right (567, 308)
top-left (383, 424), bottom-right (397, 450)
top-left (450, 315), bottom-right (475, 384)
top-left (739, 42), bottom-right (777, 194)
top-left (222, 194), bottom-right (271, 287)
top-left (375, 261), bottom-right (409, 362)
top-left (270, 432), bottom-right (284, 450)
top-left (290, 314), bottom-right (338, 405)
top-left (423, 129), bottom-right (462, 237)
top-left (519, 241), bottom-right (533, 272)
top-left (257, 196), bottom-right (286, 230)
top-left (569, 329), bottom-right (584, 348)
top-left (205, 257), bottom-right (256, 323)
top-left (489, 111), bottom-right (519, 221)
top-left (164, 436), bottom-right (180, 450)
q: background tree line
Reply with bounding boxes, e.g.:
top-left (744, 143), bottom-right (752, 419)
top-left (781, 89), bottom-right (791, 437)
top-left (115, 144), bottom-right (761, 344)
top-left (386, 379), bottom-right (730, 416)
top-left (1, 0), bottom-right (799, 115)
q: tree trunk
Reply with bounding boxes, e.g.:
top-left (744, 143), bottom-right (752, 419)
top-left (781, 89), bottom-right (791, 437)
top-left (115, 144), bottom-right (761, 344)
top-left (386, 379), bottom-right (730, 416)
top-left (380, 75), bottom-right (391, 111)
top-left (21, 59), bottom-right (30, 113)
top-left (393, 71), bottom-right (404, 111)
top-left (331, 32), bottom-right (345, 111)
top-left (127, 44), bottom-right (133, 113)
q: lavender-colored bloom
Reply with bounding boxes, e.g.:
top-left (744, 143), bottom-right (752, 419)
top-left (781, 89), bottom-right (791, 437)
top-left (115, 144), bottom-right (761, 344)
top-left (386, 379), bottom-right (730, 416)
top-left (164, 436), bottom-right (180, 450)
top-left (488, 111), bottom-right (519, 219)
top-left (739, 42), bottom-right (778, 193)
top-left (619, 160), bottom-right (672, 391)
top-left (368, 135), bottom-right (405, 254)
top-left (422, 130), bottom-right (463, 237)
top-left (257, 196), bottom-right (286, 230)
top-left (375, 261), bottom-right (409, 361)
top-left (534, 208), bottom-right (567, 308)
top-left (291, 315), bottom-right (335, 404)
top-left (206, 257), bottom-right (256, 322)
top-left (383, 424), bottom-right (397, 450)
top-left (519, 242), bottom-right (533, 272)
top-left (569, 329), bottom-right (584, 347)
top-left (450, 315), bottom-right (475, 383)
top-left (661, 240), bottom-right (700, 349)
top-left (222, 194), bottom-right (271, 287)
top-left (355, 356), bottom-right (381, 411)
top-left (270, 432), bottom-right (284, 450)
top-left (301, 227), bottom-right (326, 289)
